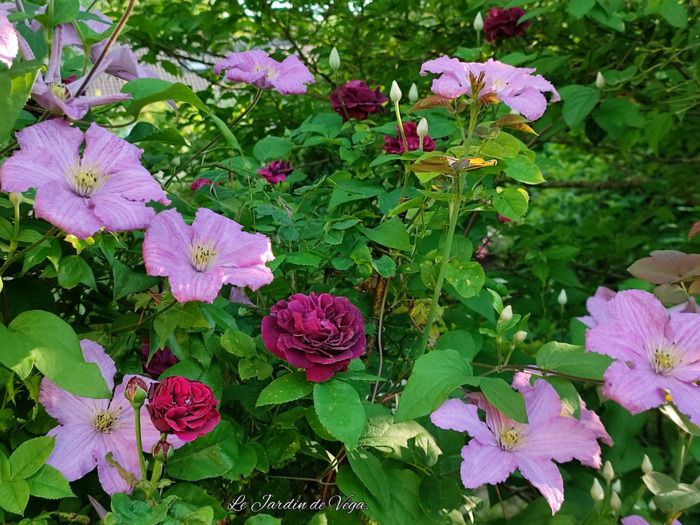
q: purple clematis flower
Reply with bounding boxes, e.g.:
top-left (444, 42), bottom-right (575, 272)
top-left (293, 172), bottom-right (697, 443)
top-left (0, 119), bottom-right (169, 239)
top-left (0, 11), bottom-right (17, 67)
top-left (420, 57), bottom-right (559, 121)
top-left (578, 286), bottom-right (617, 328)
top-left (143, 208), bottom-right (274, 303)
top-left (39, 340), bottom-right (183, 495)
top-left (431, 378), bottom-right (602, 514)
top-left (586, 289), bottom-right (700, 425)
top-left (214, 49), bottom-right (314, 95)
top-left (622, 517), bottom-right (681, 525)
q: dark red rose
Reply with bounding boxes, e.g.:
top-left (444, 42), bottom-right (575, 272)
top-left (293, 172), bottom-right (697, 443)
top-left (261, 292), bottom-right (366, 382)
top-left (483, 7), bottom-right (531, 43)
top-left (330, 80), bottom-right (388, 120)
top-left (146, 377), bottom-right (220, 442)
top-left (383, 121), bottom-right (436, 154)
top-left (191, 178), bottom-right (214, 191)
top-left (258, 160), bottom-right (293, 184)
top-left (140, 340), bottom-right (179, 378)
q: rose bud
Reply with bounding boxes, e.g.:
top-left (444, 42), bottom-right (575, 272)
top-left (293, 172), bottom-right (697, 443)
top-left (124, 376), bottom-right (148, 407)
top-left (147, 377), bottom-right (221, 442)
top-left (261, 292), bottom-right (366, 382)
top-left (151, 439), bottom-right (174, 462)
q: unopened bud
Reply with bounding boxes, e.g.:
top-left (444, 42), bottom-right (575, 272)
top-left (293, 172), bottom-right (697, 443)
top-left (641, 454), bottom-right (653, 474)
top-left (151, 439), bottom-right (174, 461)
top-left (390, 81), bottom-right (402, 103)
top-left (499, 305), bottom-right (513, 324)
top-left (648, 500), bottom-right (657, 511)
top-left (612, 479), bottom-right (621, 493)
top-left (329, 47), bottom-right (340, 71)
top-left (124, 376), bottom-right (148, 407)
top-left (408, 83), bottom-right (419, 103)
top-left (590, 478), bottom-right (605, 502)
top-left (557, 289), bottom-right (568, 306)
top-left (595, 71), bottom-right (605, 89)
top-left (602, 461), bottom-right (614, 483)
top-left (514, 330), bottom-right (527, 343)
top-left (417, 118), bottom-right (429, 139)
top-left (473, 12), bottom-right (484, 32)
top-left (610, 491), bottom-right (621, 512)
top-left (8, 192), bottom-right (22, 208)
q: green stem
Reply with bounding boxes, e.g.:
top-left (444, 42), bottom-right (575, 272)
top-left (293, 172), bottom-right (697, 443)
top-left (394, 101), bottom-right (409, 153)
top-left (674, 432), bottom-right (690, 481)
top-left (0, 226), bottom-right (58, 278)
top-left (150, 458), bottom-right (164, 486)
top-left (133, 406), bottom-right (147, 481)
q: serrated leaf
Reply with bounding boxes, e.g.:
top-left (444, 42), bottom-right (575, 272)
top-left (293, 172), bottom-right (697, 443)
top-left (256, 372), bottom-right (313, 406)
top-left (27, 465), bottom-right (74, 499)
top-left (313, 379), bottom-right (366, 449)
top-left (9, 437), bottom-right (54, 480)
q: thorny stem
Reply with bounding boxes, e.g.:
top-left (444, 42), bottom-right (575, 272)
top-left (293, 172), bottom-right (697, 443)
top-left (74, 0), bottom-right (137, 97)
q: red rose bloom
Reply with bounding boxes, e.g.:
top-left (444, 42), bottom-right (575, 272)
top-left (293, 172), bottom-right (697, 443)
top-left (146, 377), bottom-right (220, 442)
top-left (258, 160), bottom-right (293, 184)
top-left (483, 7), bottom-right (531, 43)
top-left (261, 292), bottom-right (366, 382)
top-left (140, 340), bottom-right (179, 378)
top-left (383, 121), bottom-right (436, 154)
top-left (330, 80), bottom-right (388, 120)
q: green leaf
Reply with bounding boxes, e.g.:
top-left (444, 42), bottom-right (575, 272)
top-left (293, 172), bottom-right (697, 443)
top-left (567, 0), bottom-right (595, 18)
top-left (0, 61), bottom-right (41, 141)
top-left (643, 471), bottom-right (700, 512)
top-left (479, 131), bottom-right (521, 159)
top-left (57, 255), bottom-right (96, 289)
top-left (9, 437), bottom-right (54, 480)
top-left (493, 187), bottom-right (529, 219)
top-left (220, 329), bottom-right (256, 358)
top-left (245, 516), bottom-right (283, 525)
top-left (167, 421), bottom-right (239, 480)
top-left (543, 377), bottom-right (580, 419)
top-left (347, 449), bottom-right (392, 514)
top-left (358, 218), bottom-right (411, 251)
top-left (480, 377), bottom-right (528, 424)
top-left (536, 341), bottom-right (613, 380)
top-left (658, 0), bottom-right (687, 28)
top-left (503, 156), bottom-right (545, 185)
top-left (35, 0), bottom-right (80, 26)
top-left (394, 349), bottom-right (476, 422)
top-left (26, 465), bottom-right (74, 499)
top-left (445, 260), bottom-right (485, 300)
top-left (112, 260), bottom-right (158, 300)
top-left (0, 453), bottom-right (9, 482)
top-left (0, 311), bottom-right (110, 398)
top-left (253, 136), bottom-right (294, 162)
top-left (313, 379), bottom-right (366, 449)
top-left (0, 479), bottom-right (29, 515)
top-left (372, 255), bottom-right (397, 278)
top-left (559, 85), bottom-right (600, 128)
top-left (256, 372), bottom-right (313, 406)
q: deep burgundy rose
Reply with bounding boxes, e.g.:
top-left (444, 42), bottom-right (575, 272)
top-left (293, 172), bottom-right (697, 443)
top-left (191, 178), bottom-right (214, 191)
top-left (329, 80), bottom-right (388, 120)
top-left (261, 292), bottom-right (366, 382)
top-left (258, 160), bottom-right (293, 184)
top-left (140, 340), bottom-right (179, 378)
top-left (146, 376), bottom-right (220, 442)
top-left (383, 121), bottom-right (436, 154)
top-left (483, 7), bottom-right (531, 43)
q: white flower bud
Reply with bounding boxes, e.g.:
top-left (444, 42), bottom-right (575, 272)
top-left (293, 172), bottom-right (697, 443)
top-left (473, 12), bottom-right (484, 32)
top-left (590, 478), bottom-right (605, 502)
top-left (8, 192), bottom-right (22, 207)
top-left (641, 454), bottom-right (653, 474)
top-left (499, 305), bottom-right (513, 324)
top-left (557, 289), bottom-right (568, 306)
top-left (417, 118), bottom-right (429, 139)
top-left (602, 461), bottom-right (614, 483)
top-left (612, 479), bottom-right (621, 493)
top-left (595, 71), bottom-right (605, 89)
top-left (390, 80), bottom-right (402, 103)
top-left (329, 47), bottom-right (340, 71)
top-left (649, 500), bottom-right (657, 511)
top-left (408, 83), bottom-right (419, 103)
top-left (610, 491), bottom-right (621, 512)
top-left (514, 330), bottom-right (527, 343)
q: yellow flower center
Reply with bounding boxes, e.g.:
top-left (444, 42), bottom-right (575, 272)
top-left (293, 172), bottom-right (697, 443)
top-left (499, 427), bottom-right (521, 450)
top-left (93, 410), bottom-right (116, 433)
top-left (69, 165), bottom-right (104, 197)
top-left (49, 83), bottom-right (69, 101)
top-left (652, 349), bottom-right (676, 374)
top-left (190, 243), bottom-right (217, 272)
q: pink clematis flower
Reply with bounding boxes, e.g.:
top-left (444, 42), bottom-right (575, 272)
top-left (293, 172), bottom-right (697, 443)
top-left (213, 49), bottom-right (314, 95)
top-left (431, 378), bottom-right (602, 514)
top-left (420, 57), bottom-right (559, 121)
top-left (622, 517), bottom-right (681, 525)
top-left (143, 208), bottom-right (274, 303)
top-left (578, 286), bottom-right (617, 328)
top-left (0, 11), bottom-right (17, 67)
top-left (39, 340), bottom-right (182, 495)
top-left (0, 119), bottom-right (169, 239)
top-left (586, 290), bottom-right (700, 425)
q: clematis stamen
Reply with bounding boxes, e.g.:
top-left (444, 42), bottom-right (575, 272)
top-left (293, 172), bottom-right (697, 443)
top-left (70, 165), bottom-right (104, 197)
top-left (190, 243), bottom-right (218, 272)
top-left (93, 410), bottom-right (116, 433)
top-left (652, 348), bottom-right (677, 374)
top-left (49, 83), bottom-right (69, 101)
top-left (499, 427), bottom-right (522, 450)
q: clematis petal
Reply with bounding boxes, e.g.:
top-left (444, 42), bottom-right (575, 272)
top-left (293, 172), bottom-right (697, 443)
top-left (34, 181), bottom-right (103, 239)
top-left (91, 194), bottom-right (157, 233)
top-left (522, 415), bottom-right (601, 468)
top-left (579, 399), bottom-right (613, 447)
top-left (46, 424), bottom-right (99, 481)
top-left (271, 55), bottom-right (315, 95)
top-left (586, 320), bottom-right (645, 361)
top-left (517, 458), bottom-right (565, 514)
top-left (608, 290), bottom-right (669, 346)
top-left (40, 378), bottom-right (108, 425)
top-left (666, 378), bottom-right (700, 428)
top-left (431, 399), bottom-right (495, 445)
top-left (669, 312), bottom-right (700, 363)
top-left (500, 88), bottom-right (547, 121)
top-left (459, 440), bottom-right (516, 488)
top-left (80, 339), bottom-right (117, 391)
top-left (0, 12), bottom-right (18, 68)
top-left (521, 379), bottom-right (565, 426)
top-left (603, 361), bottom-right (666, 414)
top-left (0, 148), bottom-right (65, 193)
top-left (12, 119), bottom-right (83, 176)
top-left (169, 265), bottom-right (223, 303)
top-left (143, 209), bottom-right (194, 277)
top-left (95, 431), bottom-right (140, 494)
top-left (82, 123), bottom-right (144, 176)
